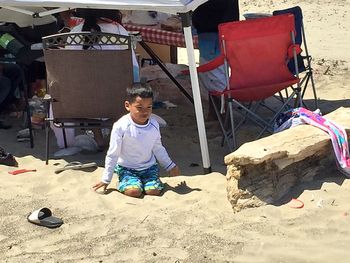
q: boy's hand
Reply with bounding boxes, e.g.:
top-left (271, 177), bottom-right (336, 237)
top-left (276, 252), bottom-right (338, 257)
top-left (169, 166), bottom-right (180, 177)
top-left (92, 181), bottom-right (108, 192)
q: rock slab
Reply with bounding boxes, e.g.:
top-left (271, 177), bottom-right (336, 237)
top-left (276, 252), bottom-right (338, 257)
top-left (225, 107), bottom-right (350, 212)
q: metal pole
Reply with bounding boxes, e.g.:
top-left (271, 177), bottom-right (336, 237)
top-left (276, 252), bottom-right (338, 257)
top-left (180, 12), bottom-right (211, 174)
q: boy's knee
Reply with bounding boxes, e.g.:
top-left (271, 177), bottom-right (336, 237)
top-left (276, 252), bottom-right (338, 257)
top-left (123, 188), bottom-right (142, 198)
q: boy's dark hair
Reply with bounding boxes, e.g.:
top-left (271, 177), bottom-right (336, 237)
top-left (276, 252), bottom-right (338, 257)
top-left (126, 83), bottom-right (153, 103)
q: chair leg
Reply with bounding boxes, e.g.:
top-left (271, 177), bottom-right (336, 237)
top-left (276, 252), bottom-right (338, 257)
top-left (209, 95), bottom-right (234, 151)
top-left (277, 91), bottom-right (285, 104)
top-left (227, 99), bottom-right (237, 150)
top-left (299, 71), bottom-right (318, 111)
top-left (232, 98), bottom-right (279, 137)
top-left (302, 23), bottom-right (318, 109)
top-left (301, 74), bottom-right (311, 109)
top-left (44, 100), bottom-right (51, 165)
top-left (235, 102), bottom-right (253, 131)
top-left (293, 92), bottom-right (301, 108)
top-left (24, 85), bottom-right (34, 148)
top-left (257, 100), bottom-right (294, 138)
top-left (309, 71), bottom-right (318, 109)
top-left (292, 69), bottom-right (317, 111)
top-left (237, 101), bottom-right (272, 131)
top-left (221, 109), bottom-right (230, 147)
top-left (231, 101), bottom-right (272, 141)
top-left (62, 124), bottom-right (68, 148)
top-left (20, 67), bottom-right (34, 148)
top-left (260, 89), bottom-right (298, 137)
top-left (45, 119), bottom-right (50, 165)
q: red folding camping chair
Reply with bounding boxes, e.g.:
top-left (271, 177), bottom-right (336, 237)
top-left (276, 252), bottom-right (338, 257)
top-left (195, 14), bottom-right (302, 151)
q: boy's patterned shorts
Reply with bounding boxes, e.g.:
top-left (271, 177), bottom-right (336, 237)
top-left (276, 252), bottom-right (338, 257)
top-left (115, 164), bottom-right (164, 192)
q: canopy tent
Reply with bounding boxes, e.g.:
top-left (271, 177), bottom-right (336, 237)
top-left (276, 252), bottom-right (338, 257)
top-left (0, 0), bottom-right (208, 14)
top-left (0, 0), bottom-right (212, 173)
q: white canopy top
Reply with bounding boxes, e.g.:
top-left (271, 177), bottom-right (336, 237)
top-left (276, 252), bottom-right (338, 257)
top-left (0, 0), bottom-right (208, 15)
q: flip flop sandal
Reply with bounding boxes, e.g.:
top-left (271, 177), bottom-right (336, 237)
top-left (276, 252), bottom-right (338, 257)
top-left (54, 161), bottom-right (98, 174)
top-left (288, 198), bottom-right (304, 209)
top-left (8, 169), bottom-right (36, 175)
top-left (27, 207), bottom-right (63, 228)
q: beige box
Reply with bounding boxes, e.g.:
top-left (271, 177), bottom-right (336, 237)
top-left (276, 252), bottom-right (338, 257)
top-left (136, 42), bottom-right (177, 64)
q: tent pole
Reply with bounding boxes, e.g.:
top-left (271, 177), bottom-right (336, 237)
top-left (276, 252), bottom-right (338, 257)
top-left (180, 12), bottom-right (211, 174)
top-left (36, 7), bottom-right (70, 17)
top-left (1, 6), bottom-right (35, 16)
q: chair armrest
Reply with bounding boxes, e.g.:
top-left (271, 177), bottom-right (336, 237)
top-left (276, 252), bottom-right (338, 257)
top-left (288, 44), bottom-right (302, 59)
top-left (181, 54), bottom-right (225, 75)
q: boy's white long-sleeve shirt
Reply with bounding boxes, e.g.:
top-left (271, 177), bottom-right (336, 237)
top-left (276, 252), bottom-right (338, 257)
top-left (102, 114), bottom-right (176, 184)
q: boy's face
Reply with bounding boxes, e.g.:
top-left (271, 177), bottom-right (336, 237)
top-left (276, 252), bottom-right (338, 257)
top-left (125, 96), bottom-right (153, 125)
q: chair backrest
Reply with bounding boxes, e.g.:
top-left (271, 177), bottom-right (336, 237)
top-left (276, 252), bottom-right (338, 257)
top-left (218, 14), bottom-right (299, 101)
top-left (273, 6), bottom-right (306, 73)
top-left (43, 32), bottom-right (133, 119)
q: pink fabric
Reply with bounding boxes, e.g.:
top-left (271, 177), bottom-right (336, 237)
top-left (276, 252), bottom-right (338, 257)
top-left (292, 108), bottom-right (350, 177)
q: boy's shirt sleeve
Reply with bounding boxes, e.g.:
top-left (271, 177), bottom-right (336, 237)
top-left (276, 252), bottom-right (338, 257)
top-left (152, 131), bottom-right (176, 172)
top-left (102, 123), bottom-right (123, 184)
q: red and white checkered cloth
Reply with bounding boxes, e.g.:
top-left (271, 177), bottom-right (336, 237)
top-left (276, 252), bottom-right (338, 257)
top-left (124, 23), bottom-right (198, 49)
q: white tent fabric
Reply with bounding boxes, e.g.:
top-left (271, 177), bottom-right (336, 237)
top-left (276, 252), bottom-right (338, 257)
top-left (0, 0), bottom-right (212, 172)
top-left (0, 0), bottom-right (208, 14)
top-left (0, 7), bottom-right (57, 27)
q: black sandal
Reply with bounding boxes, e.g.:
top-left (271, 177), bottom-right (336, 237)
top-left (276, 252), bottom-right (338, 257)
top-left (0, 147), bottom-right (18, 167)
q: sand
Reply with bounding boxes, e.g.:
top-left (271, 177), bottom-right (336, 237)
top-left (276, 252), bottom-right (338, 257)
top-left (1, 1), bottom-right (350, 262)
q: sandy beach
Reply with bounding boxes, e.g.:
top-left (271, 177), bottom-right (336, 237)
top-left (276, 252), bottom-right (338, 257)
top-left (1, 1), bottom-right (350, 262)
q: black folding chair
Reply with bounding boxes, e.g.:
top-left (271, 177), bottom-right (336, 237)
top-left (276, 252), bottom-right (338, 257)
top-left (273, 6), bottom-right (318, 110)
top-left (0, 23), bottom-right (43, 148)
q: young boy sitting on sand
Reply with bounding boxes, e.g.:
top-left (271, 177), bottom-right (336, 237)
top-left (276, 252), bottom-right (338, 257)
top-left (93, 83), bottom-right (180, 197)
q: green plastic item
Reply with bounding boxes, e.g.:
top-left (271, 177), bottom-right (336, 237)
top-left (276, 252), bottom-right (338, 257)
top-left (0, 33), bottom-right (24, 55)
